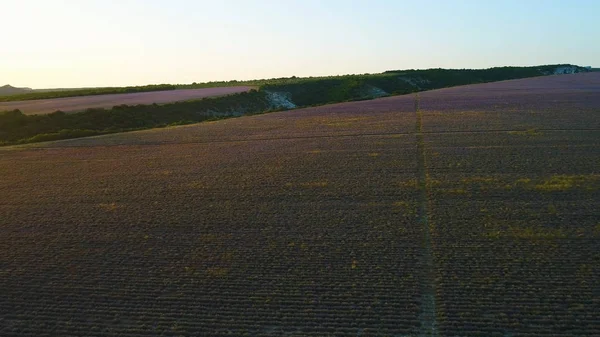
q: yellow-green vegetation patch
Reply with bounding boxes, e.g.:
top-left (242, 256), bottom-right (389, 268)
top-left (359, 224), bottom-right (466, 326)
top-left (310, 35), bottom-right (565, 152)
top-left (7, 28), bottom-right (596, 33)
top-left (457, 111), bottom-right (485, 116)
top-left (547, 203), bottom-right (559, 215)
top-left (199, 233), bottom-right (233, 243)
top-left (508, 128), bottom-right (543, 136)
top-left (363, 201), bottom-right (388, 207)
top-left (205, 267), bottom-right (229, 278)
top-left (149, 169), bottom-right (173, 176)
top-left (392, 201), bottom-right (417, 215)
top-left (515, 177), bottom-right (532, 184)
top-left (426, 178), bottom-right (442, 188)
top-left (368, 152), bottom-right (380, 157)
top-left (503, 177), bottom-right (532, 190)
top-left (397, 179), bottom-right (418, 189)
top-left (286, 181), bottom-right (329, 188)
top-left (535, 174), bottom-right (599, 192)
top-left (436, 176), bottom-right (503, 193)
top-left (393, 201), bottom-right (411, 208)
top-left (187, 181), bottom-right (206, 189)
top-left (485, 225), bottom-right (567, 239)
top-left (577, 263), bottom-right (594, 279)
top-left (442, 175), bottom-right (599, 193)
top-left (97, 202), bottom-right (121, 211)
top-left (286, 241), bottom-right (309, 250)
top-left (444, 188), bottom-right (468, 195)
top-left (300, 181), bottom-right (328, 188)
top-left (461, 176), bottom-right (499, 184)
top-left (595, 223), bottom-right (600, 234)
top-left (447, 161), bottom-right (467, 168)
top-left (422, 111), bottom-right (445, 117)
top-left (425, 110), bottom-right (485, 117)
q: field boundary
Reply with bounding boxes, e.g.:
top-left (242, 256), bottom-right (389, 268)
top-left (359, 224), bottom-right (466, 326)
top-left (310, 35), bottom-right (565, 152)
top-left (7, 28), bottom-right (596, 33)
top-left (415, 93), bottom-right (439, 337)
top-left (7, 125), bottom-right (599, 151)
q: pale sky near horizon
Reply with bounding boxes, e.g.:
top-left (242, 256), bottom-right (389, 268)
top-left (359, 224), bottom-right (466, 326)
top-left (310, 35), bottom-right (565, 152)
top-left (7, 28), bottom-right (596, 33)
top-left (2, 0), bottom-right (598, 89)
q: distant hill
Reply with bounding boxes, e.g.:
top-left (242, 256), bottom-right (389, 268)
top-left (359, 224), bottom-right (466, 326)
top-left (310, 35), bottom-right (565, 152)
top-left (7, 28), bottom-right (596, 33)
top-left (2, 68), bottom-right (597, 147)
top-left (261, 64), bottom-right (593, 107)
top-left (0, 64), bottom-right (591, 103)
top-left (0, 85), bottom-right (33, 97)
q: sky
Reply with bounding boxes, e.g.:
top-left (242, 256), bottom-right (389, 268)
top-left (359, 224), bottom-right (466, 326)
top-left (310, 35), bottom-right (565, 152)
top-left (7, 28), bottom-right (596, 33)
top-left (2, 0), bottom-right (599, 88)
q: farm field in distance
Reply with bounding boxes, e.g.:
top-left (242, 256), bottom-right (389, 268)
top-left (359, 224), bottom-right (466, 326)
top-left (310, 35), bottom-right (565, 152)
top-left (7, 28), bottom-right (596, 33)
top-left (1, 73), bottom-right (599, 336)
top-left (0, 86), bottom-right (253, 115)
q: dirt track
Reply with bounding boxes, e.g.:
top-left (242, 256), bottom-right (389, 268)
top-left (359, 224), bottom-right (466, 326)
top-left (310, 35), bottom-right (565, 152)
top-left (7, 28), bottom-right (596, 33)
top-left (0, 86), bottom-right (253, 115)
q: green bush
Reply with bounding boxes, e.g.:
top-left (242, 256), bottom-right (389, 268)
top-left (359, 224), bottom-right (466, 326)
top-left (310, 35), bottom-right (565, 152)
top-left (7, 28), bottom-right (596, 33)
top-left (0, 91), bottom-right (272, 145)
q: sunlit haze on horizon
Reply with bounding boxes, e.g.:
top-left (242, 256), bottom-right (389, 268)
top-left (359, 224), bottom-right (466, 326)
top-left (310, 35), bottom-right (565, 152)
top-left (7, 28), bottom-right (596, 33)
top-left (2, 0), bottom-right (599, 88)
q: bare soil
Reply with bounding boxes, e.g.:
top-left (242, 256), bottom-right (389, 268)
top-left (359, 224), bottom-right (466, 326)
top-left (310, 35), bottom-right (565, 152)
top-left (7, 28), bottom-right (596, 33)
top-left (1, 73), bottom-right (598, 336)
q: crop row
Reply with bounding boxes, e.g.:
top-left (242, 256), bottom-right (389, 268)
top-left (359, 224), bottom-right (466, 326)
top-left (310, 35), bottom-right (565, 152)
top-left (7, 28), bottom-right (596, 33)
top-left (422, 127), bottom-right (599, 336)
top-left (1, 134), bottom-right (429, 336)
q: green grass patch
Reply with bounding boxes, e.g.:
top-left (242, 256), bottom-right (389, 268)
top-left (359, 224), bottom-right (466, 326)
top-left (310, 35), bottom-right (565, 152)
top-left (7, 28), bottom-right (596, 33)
top-left (535, 175), bottom-right (600, 192)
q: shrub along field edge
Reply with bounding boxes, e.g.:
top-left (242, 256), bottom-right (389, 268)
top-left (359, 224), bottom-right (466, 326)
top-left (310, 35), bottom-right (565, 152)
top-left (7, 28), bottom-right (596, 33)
top-left (0, 64), bottom-right (591, 146)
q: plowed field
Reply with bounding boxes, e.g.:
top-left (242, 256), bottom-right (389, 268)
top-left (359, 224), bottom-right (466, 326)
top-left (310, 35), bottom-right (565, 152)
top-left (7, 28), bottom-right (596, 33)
top-left (0, 86), bottom-right (253, 115)
top-left (1, 73), bottom-right (599, 336)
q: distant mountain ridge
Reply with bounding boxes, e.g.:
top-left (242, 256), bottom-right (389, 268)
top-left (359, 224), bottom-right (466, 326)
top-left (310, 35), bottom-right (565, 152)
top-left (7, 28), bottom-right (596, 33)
top-left (0, 85), bottom-right (33, 96)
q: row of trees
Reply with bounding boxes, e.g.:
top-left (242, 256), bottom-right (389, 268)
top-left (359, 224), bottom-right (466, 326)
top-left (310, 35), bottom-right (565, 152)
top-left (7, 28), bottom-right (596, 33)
top-left (0, 91), bottom-right (272, 145)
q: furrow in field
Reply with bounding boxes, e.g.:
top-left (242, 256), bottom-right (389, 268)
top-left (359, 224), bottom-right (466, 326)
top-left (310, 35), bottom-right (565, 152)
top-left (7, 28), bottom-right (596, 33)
top-left (415, 94), bottom-right (439, 337)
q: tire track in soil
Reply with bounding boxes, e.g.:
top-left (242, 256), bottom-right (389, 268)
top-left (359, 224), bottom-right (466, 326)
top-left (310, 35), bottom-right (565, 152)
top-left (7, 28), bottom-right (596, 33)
top-left (415, 93), bottom-right (439, 337)
top-left (13, 127), bottom-right (598, 151)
